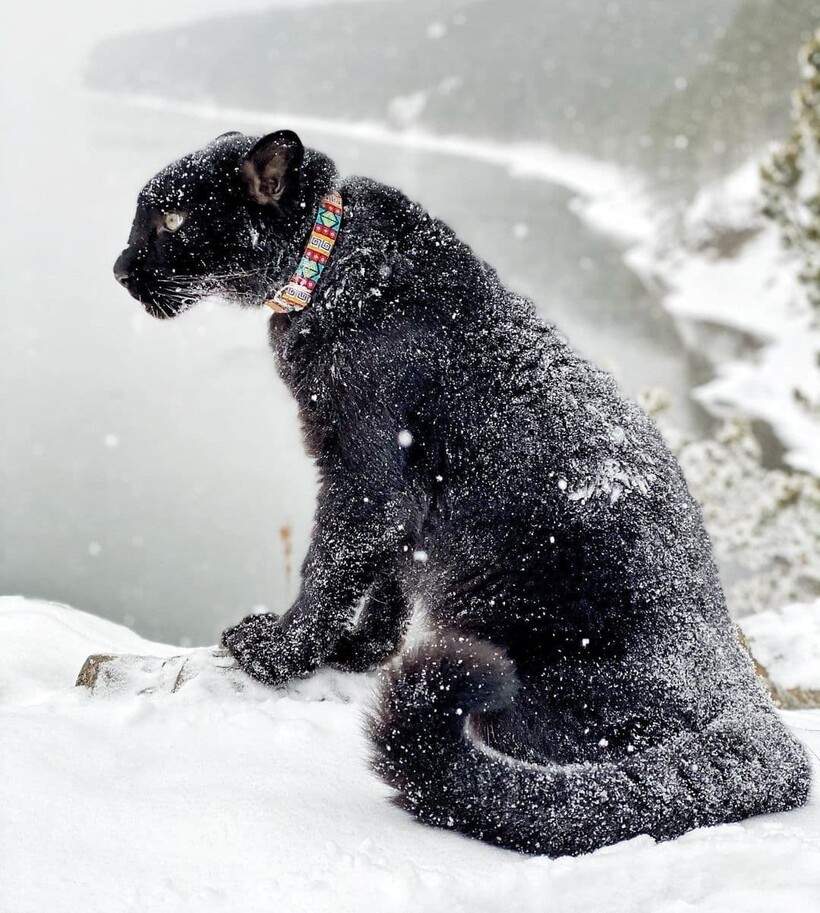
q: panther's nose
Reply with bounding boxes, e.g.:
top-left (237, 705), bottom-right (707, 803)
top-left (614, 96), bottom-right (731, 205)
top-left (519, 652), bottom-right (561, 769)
top-left (113, 251), bottom-right (132, 286)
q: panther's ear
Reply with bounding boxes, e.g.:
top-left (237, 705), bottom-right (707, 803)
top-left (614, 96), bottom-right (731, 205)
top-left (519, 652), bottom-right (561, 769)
top-left (214, 131), bottom-right (241, 142)
top-left (242, 130), bottom-right (304, 205)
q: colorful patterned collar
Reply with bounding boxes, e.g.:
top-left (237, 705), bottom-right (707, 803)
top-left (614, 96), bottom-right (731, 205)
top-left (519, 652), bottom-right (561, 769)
top-left (264, 190), bottom-right (343, 314)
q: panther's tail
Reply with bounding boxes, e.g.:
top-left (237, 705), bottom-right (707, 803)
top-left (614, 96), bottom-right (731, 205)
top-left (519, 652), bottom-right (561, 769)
top-left (368, 635), bottom-right (811, 856)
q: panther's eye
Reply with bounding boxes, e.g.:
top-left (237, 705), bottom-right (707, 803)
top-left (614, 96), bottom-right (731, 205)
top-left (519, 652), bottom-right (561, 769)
top-left (161, 212), bottom-right (185, 232)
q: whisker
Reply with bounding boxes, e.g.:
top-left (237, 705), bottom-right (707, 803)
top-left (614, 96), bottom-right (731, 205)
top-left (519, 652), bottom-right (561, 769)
top-left (156, 266), bottom-right (271, 283)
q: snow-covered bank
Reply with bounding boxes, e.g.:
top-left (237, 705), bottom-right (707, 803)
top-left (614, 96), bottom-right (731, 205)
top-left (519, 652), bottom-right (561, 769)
top-left (114, 92), bottom-right (655, 243)
top-left (1, 596), bottom-right (819, 913)
top-left (626, 162), bottom-right (820, 477)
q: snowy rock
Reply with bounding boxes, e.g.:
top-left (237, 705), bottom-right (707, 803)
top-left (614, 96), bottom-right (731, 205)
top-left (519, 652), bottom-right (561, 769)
top-left (75, 647), bottom-right (248, 697)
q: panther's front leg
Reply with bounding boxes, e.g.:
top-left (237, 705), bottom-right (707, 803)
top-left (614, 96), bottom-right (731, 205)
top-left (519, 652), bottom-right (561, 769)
top-left (222, 475), bottom-right (410, 686)
top-left (326, 574), bottom-right (411, 673)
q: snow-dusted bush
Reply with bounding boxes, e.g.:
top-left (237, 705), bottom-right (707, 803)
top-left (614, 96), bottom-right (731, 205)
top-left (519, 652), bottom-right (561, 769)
top-left (762, 30), bottom-right (820, 311)
top-left (643, 394), bottom-right (820, 618)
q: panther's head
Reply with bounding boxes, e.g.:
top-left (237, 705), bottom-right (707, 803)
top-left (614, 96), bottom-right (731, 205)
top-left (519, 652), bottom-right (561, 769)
top-left (114, 129), bottom-right (333, 319)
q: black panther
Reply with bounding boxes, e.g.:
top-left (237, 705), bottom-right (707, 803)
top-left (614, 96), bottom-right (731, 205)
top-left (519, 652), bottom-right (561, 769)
top-left (114, 130), bottom-right (811, 856)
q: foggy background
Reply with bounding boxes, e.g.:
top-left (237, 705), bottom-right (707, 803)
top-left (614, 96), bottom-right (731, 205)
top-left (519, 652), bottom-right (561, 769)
top-left (1, 0), bottom-right (816, 644)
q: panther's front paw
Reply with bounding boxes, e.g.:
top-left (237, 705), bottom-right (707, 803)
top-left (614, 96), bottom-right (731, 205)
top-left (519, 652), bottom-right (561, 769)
top-left (221, 612), bottom-right (292, 687)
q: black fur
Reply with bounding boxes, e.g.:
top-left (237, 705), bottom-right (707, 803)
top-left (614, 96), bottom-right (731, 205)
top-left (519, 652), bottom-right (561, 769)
top-left (116, 131), bottom-right (812, 856)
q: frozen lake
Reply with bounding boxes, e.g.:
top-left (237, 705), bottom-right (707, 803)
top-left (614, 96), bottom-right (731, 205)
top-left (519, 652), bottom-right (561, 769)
top-left (0, 3), bottom-right (706, 645)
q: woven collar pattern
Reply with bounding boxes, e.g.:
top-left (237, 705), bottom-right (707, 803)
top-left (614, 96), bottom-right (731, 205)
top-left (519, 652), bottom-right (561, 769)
top-left (264, 191), bottom-right (343, 314)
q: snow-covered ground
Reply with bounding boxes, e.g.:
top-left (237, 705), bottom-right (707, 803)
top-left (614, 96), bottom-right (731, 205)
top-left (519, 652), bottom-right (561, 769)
top-left (2, 596), bottom-right (819, 913)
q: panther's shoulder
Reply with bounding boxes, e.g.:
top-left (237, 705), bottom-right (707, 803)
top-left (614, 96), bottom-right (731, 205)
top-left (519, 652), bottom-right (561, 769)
top-left (339, 175), bottom-right (427, 236)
